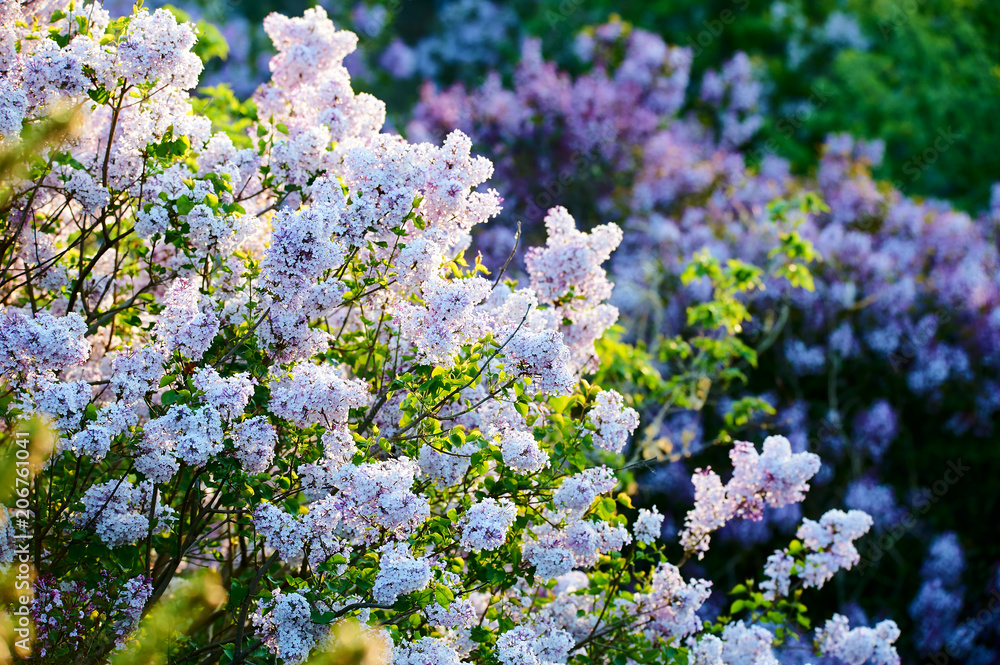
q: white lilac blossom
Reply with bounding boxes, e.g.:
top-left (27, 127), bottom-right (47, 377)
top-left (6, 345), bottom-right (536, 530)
top-left (816, 614), bottom-right (902, 665)
top-left (254, 503), bottom-right (308, 562)
top-left (679, 436), bottom-right (820, 559)
top-left (0, 307), bottom-right (89, 385)
top-left (330, 459), bottom-right (430, 543)
top-left (633, 506), bottom-right (664, 544)
top-left (268, 362), bottom-right (370, 428)
top-left (251, 591), bottom-right (320, 664)
top-left (155, 278), bottom-right (220, 360)
top-left (394, 636), bottom-right (465, 665)
top-left (109, 345), bottom-right (166, 405)
top-left (640, 563), bottom-right (712, 640)
top-left (495, 625), bottom-right (539, 665)
top-left (68, 403), bottom-right (138, 460)
top-left (231, 416), bottom-right (278, 474)
top-left (553, 466), bottom-right (617, 516)
top-left (523, 517), bottom-right (630, 580)
top-left (418, 441), bottom-right (477, 487)
top-left (461, 497), bottom-right (518, 551)
top-left (686, 621), bottom-right (780, 665)
top-left (372, 542), bottom-right (432, 605)
top-left (495, 427), bottom-right (549, 473)
top-left (588, 389), bottom-right (640, 453)
top-left (76, 479), bottom-right (175, 548)
top-left (137, 405), bottom-right (224, 482)
top-left (193, 367), bottom-right (256, 420)
top-left (797, 509), bottom-right (873, 589)
top-left (760, 550), bottom-right (794, 601)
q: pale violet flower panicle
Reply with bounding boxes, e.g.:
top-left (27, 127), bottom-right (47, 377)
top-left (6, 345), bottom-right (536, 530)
top-left (461, 497), bottom-right (518, 552)
top-left (0, 307), bottom-right (89, 385)
top-left (254, 503), bottom-right (308, 562)
top-left (154, 278), bottom-right (220, 360)
top-left (640, 562), bottom-right (712, 640)
top-left (816, 614), bottom-right (902, 665)
top-left (137, 404), bottom-right (223, 482)
top-left (796, 509), bottom-right (873, 588)
top-left (633, 506), bottom-right (665, 544)
top-left (268, 362), bottom-right (370, 428)
top-left (76, 479), bottom-right (175, 548)
top-left (680, 435), bottom-right (820, 558)
top-left (495, 426), bottom-right (549, 473)
top-left (418, 440), bottom-right (477, 487)
top-left (372, 541), bottom-right (432, 605)
top-left (760, 549), bottom-right (795, 601)
top-left (251, 591), bottom-right (320, 665)
top-left (193, 366), bottom-right (256, 421)
top-left (231, 416), bottom-right (278, 474)
top-left (394, 636), bottom-right (465, 665)
top-left (588, 389), bottom-right (640, 453)
top-left (330, 458), bottom-right (430, 543)
top-left (553, 466), bottom-right (617, 516)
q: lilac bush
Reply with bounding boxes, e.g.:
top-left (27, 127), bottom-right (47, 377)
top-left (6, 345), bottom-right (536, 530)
top-left (0, 4), bottom-right (903, 664)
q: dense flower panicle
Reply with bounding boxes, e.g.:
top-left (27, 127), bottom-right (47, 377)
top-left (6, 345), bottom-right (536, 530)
top-left (679, 436), bottom-right (820, 558)
top-left (523, 516), bottom-right (630, 580)
top-left (137, 405), bottom-right (223, 482)
top-left (155, 278), bottom-right (220, 360)
top-left (0, 307), bottom-right (89, 385)
top-left (252, 591), bottom-right (321, 665)
top-left (373, 541), bottom-right (432, 605)
top-left (192, 366), bottom-right (256, 420)
top-left (68, 402), bottom-right (138, 460)
top-left (553, 466), bottom-right (617, 516)
top-left (461, 497), bottom-right (518, 551)
top-left (113, 576), bottom-right (152, 645)
top-left (588, 389), bottom-right (640, 453)
top-left (109, 344), bottom-right (166, 405)
top-left (525, 207), bottom-right (622, 308)
top-left (796, 509), bottom-right (873, 588)
top-left (417, 441), bottom-right (476, 487)
top-left (494, 623), bottom-right (574, 665)
top-left (76, 479), bottom-right (175, 548)
top-left (268, 362), bottom-right (370, 428)
top-left (727, 436), bottom-right (822, 517)
top-left (687, 621), bottom-right (779, 665)
top-left (231, 416), bottom-right (278, 474)
top-left (502, 328), bottom-right (575, 396)
top-left (32, 379), bottom-right (91, 432)
top-left (640, 563), bottom-right (712, 640)
top-left (760, 550), bottom-right (794, 601)
top-left (495, 427), bottom-right (549, 473)
top-left (633, 506), bottom-right (664, 544)
top-left (116, 8), bottom-right (203, 89)
top-left (522, 207), bottom-right (623, 373)
top-left (678, 468), bottom-right (728, 558)
top-left (395, 636), bottom-right (465, 665)
top-left (816, 614), bottom-right (901, 665)
top-left (330, 458), bottom-right (430, 542)
top-left (254, 503), bottom-right (308, 562)
top-left (395, 275), bottom-right (492, 363)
